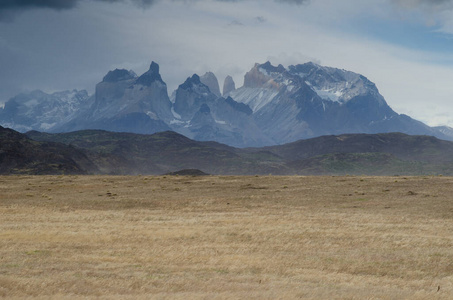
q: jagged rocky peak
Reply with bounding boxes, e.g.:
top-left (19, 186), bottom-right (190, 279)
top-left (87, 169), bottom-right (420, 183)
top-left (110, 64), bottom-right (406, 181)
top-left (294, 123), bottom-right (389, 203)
top-left (224, 96), bottom-right (252, 115)
top-left (243, 62), bottom-right (286, 89)
top-left (180, 74), bottom-right (200, 88)
top-left (173, 74), bottom-right (215, 121)
top-left (135, 61), bottom-right (165, 86)
top-left (260, 61), bottom-right (286, 74)
top-left (223, 75), bottom-right (236, 96)
top-left (287, 61), bottom-right (319, 76)
top-left (200, 72), bottom-right (221, 97)
top-left (102, 69), bottom-right (137, 83)
top-left (178, 74), bottom-right (211, 94)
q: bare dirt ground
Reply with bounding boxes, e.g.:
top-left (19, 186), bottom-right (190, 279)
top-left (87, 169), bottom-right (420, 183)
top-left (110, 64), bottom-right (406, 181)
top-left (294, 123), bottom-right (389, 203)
top-left (1, 175), bottom-right (453, 299)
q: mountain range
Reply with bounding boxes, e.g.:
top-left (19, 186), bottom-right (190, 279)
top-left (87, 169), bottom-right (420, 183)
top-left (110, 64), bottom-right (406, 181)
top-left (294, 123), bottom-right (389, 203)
top-left (1, 61), bottom-right (452, 147)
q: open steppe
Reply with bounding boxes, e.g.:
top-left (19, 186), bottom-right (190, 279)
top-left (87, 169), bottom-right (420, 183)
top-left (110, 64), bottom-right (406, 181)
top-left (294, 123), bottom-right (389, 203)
top-left (1, 175), bottom-right (453, 299)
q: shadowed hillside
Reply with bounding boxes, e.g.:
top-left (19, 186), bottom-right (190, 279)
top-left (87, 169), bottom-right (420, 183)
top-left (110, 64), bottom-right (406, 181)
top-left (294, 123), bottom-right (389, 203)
top-left (26, 130), bottom-right (288, 175)
top-left (25, 129), bottom-right (453, 175)
top-left (0, 126), bottom-right (98, 175)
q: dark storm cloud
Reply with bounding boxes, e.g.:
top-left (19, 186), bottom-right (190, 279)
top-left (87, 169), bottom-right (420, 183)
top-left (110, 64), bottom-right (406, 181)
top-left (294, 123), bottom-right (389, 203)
top-left (0, 0), bottom-right (80, 10)
top-left (0, 0), bottom-right (157, 12)
top-left (0, 0), bottom-right (307, 12)
top-left (0, 0), bottom-right (157, 20)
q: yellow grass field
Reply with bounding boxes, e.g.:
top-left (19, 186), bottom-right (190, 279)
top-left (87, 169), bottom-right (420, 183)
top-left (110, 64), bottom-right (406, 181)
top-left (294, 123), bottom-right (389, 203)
top-left (1, 175), bottom-right (453, 299)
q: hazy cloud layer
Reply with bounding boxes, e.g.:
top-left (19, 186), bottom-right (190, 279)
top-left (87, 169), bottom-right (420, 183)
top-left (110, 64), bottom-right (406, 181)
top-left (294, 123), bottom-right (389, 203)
top-left (276, 0), bottom-right (309, 4)
top-left (393, 0), bottom-right (453, 9)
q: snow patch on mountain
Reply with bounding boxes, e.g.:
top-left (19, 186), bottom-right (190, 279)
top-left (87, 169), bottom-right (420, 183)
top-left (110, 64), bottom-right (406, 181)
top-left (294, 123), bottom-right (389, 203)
top-left (309, 84), bottom-right (344, 102)
top-left (292, 62), bottom-right (377, 104)
top-left (171, 107), bottom-right (181, 119)
top-left (40, 122), bottom-right (57, 130)
top-left (229, 87), bottom-right (280, 112)
top-left (169, 119), bottom-right (185, 125)
top-left (146, 111), bottom-right (158, 119)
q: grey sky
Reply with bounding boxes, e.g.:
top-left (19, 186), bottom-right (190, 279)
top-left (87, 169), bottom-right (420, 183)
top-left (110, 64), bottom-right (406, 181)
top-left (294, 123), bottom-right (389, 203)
top-left (1, 0), bottom-right (453, 127)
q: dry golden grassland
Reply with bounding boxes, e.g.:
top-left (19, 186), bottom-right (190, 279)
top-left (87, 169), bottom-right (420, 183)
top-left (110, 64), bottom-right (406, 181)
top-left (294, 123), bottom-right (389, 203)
top-left (1, 175), bottom-right (453, 299)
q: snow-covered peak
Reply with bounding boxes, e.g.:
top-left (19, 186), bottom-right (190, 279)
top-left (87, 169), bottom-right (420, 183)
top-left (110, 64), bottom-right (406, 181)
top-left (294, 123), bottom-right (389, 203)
top-left (289, 62), bottom-right (378, 103)
top-left (12, 89), bottom-right (89, 109)
top-left (229, 61), bottom-right (389, 115)
top-left (0, 89), bottom-right (91, 132)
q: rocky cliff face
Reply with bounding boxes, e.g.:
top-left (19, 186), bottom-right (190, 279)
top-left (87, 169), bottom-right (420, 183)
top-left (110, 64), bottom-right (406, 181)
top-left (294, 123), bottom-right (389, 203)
top-left (200, 72), bottom-right (221, 97)
top-left (223, 75), bottom-right (236, 96)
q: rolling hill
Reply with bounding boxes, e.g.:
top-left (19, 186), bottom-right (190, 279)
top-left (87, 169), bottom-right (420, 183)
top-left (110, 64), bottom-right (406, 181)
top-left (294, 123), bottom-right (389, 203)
top-left (0, 126), bottom-right (98, 175)
top-left (23, 129), bottom-right (453, 176)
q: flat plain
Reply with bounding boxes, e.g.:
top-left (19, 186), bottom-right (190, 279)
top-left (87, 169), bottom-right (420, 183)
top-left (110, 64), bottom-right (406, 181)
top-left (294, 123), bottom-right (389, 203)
top-left (1, 175), bottom-right (453, 299)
